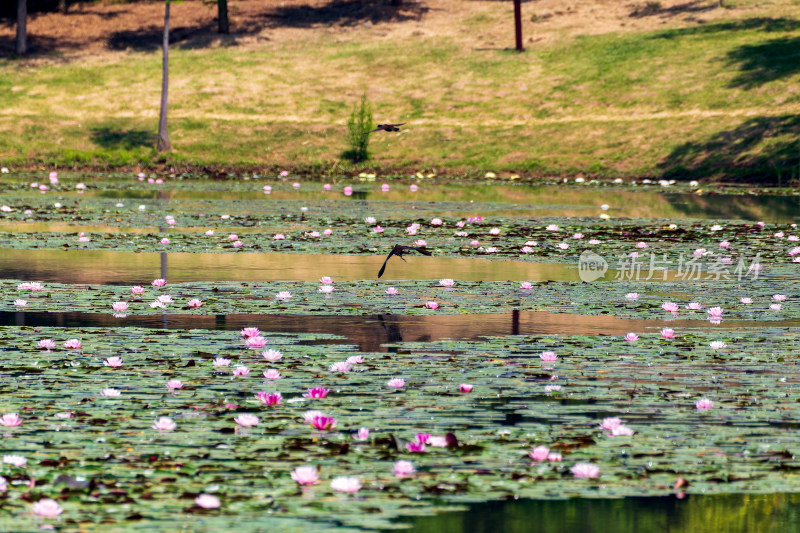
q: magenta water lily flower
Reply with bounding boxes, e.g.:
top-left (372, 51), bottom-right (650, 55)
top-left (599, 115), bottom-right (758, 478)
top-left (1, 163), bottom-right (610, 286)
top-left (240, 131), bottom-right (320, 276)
top-left (308, 414), bottom-right (336, 431)
top-left (571, 463), bottom-right (600, 478)
top-left (104, 356), bottom-right (123, 367)
top-left (234, 414), bottom-right (260, 427)
top-left (291, 465), bottom-right (320, 485)
top-left (624, 333), bottom-right (639, 342)
top-left (406, 441), bottom-right (427, 453)
top-left (387, 378), bottom-right (406, 388)
top-left (459, 383), bottom-right (473, 393)
top-left (32, 498), bottom-right (63, 519)
top-left (0, 413), bottom-right (22, 427)
top-left (540, 351), bottom-right (558, 362)
top-left (152, 417), bottom-right (176, 431)
top-left (424, 301), bottom-right (439, 310)
top-left (330, 476), bottom-right (361, 493)
top-left (195, 494), bottom-right (221, 509)
top-left (394, 460), bottom-right (416, 478)
top-left (381, 184), bottom-right (390, 192)
top-left (529, 446), bottom-right (550, 462)
top-left (304, 387), bottom-right (329, 399)
top-left (255, 392), bottom-right (283, 405)
top-left (696, 398), bottom-right (714, 410)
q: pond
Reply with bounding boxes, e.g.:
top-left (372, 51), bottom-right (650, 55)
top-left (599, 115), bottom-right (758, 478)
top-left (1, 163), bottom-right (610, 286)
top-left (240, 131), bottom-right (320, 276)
top-left (0, 174), bottom-right (798, 532)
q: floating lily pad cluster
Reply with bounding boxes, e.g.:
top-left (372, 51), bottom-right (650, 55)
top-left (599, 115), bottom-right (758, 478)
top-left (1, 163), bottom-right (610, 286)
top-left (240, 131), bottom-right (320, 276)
top-left (1, 325), bottom-right (800, 531)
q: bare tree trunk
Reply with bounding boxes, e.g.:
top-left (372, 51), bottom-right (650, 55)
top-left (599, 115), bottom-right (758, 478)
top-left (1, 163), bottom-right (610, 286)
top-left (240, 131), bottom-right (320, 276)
top-left (218, 0), bottom-right (229, 34)
top-left (157, 1), bottom-right (172, 152)
top-left (16, 0), bottom-right (27, 55)
top-left (513, 0), bottom-right (524, 52)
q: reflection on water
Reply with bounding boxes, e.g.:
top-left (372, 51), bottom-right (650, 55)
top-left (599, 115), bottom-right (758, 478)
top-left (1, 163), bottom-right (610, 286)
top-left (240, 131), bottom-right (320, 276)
top-left (396, 493), bottom-right (800, 533)
top-left (0, 249), bottom-right (583, 284)
top-left (4, 310), bottom-right (798, 352)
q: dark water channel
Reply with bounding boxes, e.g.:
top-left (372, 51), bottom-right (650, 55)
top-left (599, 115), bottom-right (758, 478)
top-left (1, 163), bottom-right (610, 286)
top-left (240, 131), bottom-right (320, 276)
top-left (393, 493), bottom-right (800, 533)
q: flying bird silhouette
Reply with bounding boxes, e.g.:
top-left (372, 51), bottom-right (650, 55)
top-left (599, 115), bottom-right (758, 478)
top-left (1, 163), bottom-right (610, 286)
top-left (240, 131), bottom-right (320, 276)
top-left (370, 123), bottom-right (406, 133)
top-left (378, 244), bottom-right (432, 278)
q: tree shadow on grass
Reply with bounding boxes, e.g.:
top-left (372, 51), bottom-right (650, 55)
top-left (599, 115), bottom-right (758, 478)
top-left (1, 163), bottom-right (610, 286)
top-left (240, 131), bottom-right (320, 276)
top-left (90, 126), bottom-right (153, 151)
top-left (725, 36), bottom-right (800, 88)
top-left (629, 0), bottom-right (717, 19)
top-left (648, 16), bottom-right (800, 39)
top-left (263, 0), bottom-right (429, 28)
top-left (659, 115), bottom-right (800, 183)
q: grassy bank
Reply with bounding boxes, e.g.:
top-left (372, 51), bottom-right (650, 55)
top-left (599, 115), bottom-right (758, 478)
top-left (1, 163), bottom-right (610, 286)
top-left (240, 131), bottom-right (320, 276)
top-left (1, 0), bottom-right (800, 181)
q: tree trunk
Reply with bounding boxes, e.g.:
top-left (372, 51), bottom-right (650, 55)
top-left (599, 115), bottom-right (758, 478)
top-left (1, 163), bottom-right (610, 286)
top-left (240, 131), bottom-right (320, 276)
top-left (16, 0), bottom-right (27, 55)
top-left (157, 1), bottom-right (172, 152)
top-left (218, 0), bottom-right (229, 34)
top-left (513, 0), bottom-right (524, 52)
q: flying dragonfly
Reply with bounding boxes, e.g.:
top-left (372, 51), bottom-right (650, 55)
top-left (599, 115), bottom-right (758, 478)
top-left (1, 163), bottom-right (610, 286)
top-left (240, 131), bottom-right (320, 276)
top-left (370, 123), bottom-right (406, 133)
top-left (377, 244), bottom-right (432, 278)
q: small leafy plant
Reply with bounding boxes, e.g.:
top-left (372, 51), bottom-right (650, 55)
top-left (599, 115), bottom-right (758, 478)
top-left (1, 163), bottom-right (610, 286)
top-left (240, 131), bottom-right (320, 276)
top-left (344, 92), bottom-right (373, 163)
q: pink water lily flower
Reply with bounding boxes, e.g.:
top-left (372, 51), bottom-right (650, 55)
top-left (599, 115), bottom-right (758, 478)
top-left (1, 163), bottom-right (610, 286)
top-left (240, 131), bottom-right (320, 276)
top-left (601, 418), bottom-right (623, 431)
top-left (609, 425), bottom-right (634, 437)
top-left (660, 328), bottom-right (676, 339)
top-left (14, 299), bottom-right (26, 307)
top-left (385, 287), bottom-right (399, 295)
top-left (101, 388), bottom-right (121, 397)
top-left (234, 414), bottom-right (259, 427)
top-left (112, 301), bottom-right (128, 312)
top-left (544, 384), bottom-right (561, 392)
top-left (320, 276), bottom-right (333, 284)
top-left (770, 303), bottom-right (783, 310)
top-left (625, 293), bottom-right (640, 300)
top-left (410, 184), bottom-right (419, 192)
top-left (187, 299), bottom-right (203, 308)
top-left (152, 417), bottom-right (176, 431)
top-left (329, 361), bottom-right (351, 372)
top-left (548, 453), bottom-right (563, 462)
top-left (104, 356), bottom-right (123, 367)
top-left (3, 454), bottom-right (27, 467)
top-left (255, 392), bottom-right (283, 405)
top-left (240, 327), bottom-right (260, 338)
top-left (233, 365), bottom-right (250, 377)
top-left (276, 291), bottom-right (291, 300)
top-left (195, 494), bottom-right (221, 509)
top-left (540, 351), bottom-right (558, 362)
top-left (424, 301), bottom-right (439, 310)
top-left (459, 383), bottom-right (473, 393)
top-left (571, 463), bottom-right (600, 478)
top-left (696, 398), bottom-right (714, 410)
top-left (304, 387), bottom-right (330, 399)
top-left (709, 341), bottom-right (727, 349)
top-left (245, 336), bottom-right (268, 348)
top-left (353, 427), bottom-right (370, 441)
top-left (38, 339), bottom-right (56, 350)
top-left (740, 298), bottom-right (753, 304)
top-left (291, 465), bottom-right (320, 485)
top-left (520, 282), bottom-right (533, 289)
top-left (624, 333), bottom-right (639, 342)
top-left (773, 294), bottom-right (787, 302)
top-left (387, 378), bottom-right (406, 388)
top-left (381, 184), bottom-right (390, 192)
top-left (707, 307), bottom-right (724, 318)
top-left (262, 349), bottom-right (283, 361)
top-left (167, 379), bottom-right (182, 390)
top-left (319, 285), bottom-right (334, 293)
top-left (529, 446), bottom-right (550, 462)
top-left (131, 286), bottom-right (145, 294)
top-left (263, 369), bottom-right (282, 380)
top-left (439, 278), bottom-right (455, 287)
top-left (159, 238), bottom-right (170, 245)
top-left (394, 460), bottom-right (416, 478)
top-left (32, 498), bottom-right (63, 519)
top-left (0, 413), bottom-right (22, 427)
top-left (152, 279), bottom-right (166, 287)
top-left (686, 302), bottom-right (702, 310)
top-left (213, 357), bottom-right (231, 367)
top-left (330, 476), bottom-right (361, 493)
top-left (661, 302), bottom-right (679, 313)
